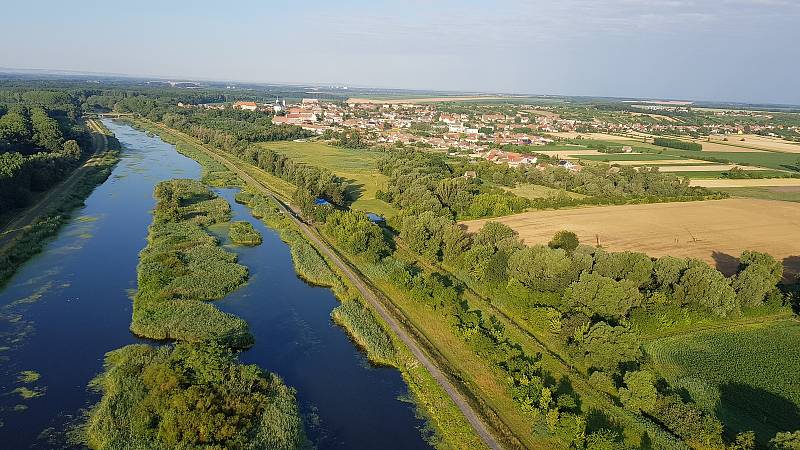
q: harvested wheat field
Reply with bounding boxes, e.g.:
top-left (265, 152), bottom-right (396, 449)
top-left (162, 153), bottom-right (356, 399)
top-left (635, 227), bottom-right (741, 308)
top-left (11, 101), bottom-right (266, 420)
top-left (706, 134), bottom-right (800, 153)
top-left (461, 198), bottom-right (800, 277)
top-left (689, 178), bottom-right (800, 188)
top-left (696, 140), bottom-right (769, 153)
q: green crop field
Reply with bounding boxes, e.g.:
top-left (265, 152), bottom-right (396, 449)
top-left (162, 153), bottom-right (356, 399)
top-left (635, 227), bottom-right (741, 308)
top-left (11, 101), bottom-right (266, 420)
top-left (643, 320), bottom-right (800, 444)
top-left (257, 141), bottom-right (398, 217)
top-left (634, 147), bottom-right (800, 172)
top-left (506, 183), bottom-right (589, 200)
top-left (714, 186), bottom-right (800, 202)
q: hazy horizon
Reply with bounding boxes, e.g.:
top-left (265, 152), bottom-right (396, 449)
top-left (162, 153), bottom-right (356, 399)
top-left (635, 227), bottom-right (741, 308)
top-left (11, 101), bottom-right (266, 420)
top-left (3, 0), bottom-right (799, 104)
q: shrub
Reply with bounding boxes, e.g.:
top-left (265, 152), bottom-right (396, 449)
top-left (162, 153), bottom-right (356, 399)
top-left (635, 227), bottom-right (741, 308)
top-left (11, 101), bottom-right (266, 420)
top-left (229, 221), bottom-right (262, 246)
top-left (549, 230), bottom-right (579, 252)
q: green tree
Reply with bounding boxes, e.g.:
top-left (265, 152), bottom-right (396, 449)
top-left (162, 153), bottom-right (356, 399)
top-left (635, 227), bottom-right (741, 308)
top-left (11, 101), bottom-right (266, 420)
top-left (771, 431), bottom-right (800, 449)
top-left (576, 322), bottom-right (641, 374)
top-left (593, 251), bottom-right (654, 288)
top-left (62, 140), bottom-right (82, 159)
top-left (564, 272), bottom-right (643, 320)
top-left (732, 250), bottom-right (783, 306)
top-left (507, 245), bottom-right (579, 292)
top-left (548, 230), bottom-right (579, 252)
top-left (619, 370), bottom-right (658, 413)
top-left (675, 260), bottom-right (738, 317)
top-left (653, 255), bottom-right (689, 294)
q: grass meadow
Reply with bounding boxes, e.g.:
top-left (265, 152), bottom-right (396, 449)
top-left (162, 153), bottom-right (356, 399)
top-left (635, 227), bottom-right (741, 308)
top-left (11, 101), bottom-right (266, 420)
top-left (256, 141), bottom-right (398, 217)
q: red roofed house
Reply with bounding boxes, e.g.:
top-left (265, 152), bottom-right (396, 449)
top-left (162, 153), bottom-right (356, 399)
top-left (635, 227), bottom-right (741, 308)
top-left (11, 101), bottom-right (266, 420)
top-left (232, 101), bottom-right (258, 111)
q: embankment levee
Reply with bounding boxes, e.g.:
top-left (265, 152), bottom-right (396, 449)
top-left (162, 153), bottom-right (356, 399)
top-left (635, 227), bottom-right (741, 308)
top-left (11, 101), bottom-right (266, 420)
top-left (129, 118), bottom-right (495, 450)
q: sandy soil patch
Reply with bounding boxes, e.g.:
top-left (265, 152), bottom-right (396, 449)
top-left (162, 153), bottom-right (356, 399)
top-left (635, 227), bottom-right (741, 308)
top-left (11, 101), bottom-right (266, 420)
top-left (460, 198), bottom-right (800, 277)
top-left (658, 164), bottom-right (764, 172)
top-left (689, 178), bottom-right (800, 188)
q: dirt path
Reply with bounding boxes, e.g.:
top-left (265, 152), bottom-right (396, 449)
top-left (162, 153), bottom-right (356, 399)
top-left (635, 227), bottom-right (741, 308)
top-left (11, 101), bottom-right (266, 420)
top-left (148, 122), bottom-right (503, 450)
top-left (0, 119), bottom-right (108, 252)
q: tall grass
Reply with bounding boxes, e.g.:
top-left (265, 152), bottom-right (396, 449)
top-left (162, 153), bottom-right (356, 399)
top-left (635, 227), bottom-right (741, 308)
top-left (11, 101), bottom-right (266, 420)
top-left (331, 299), bottom-right (397, 365)
top-left (131, 179), bottom-right (252, 348)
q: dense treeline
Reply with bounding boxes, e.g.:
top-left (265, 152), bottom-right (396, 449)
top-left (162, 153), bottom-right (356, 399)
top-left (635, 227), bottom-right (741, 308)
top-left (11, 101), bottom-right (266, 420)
top-left (132, 179), bottom-right (252, 348)
top-left (654, 137), bottom-right (703, 151)
top-left (0, 90), bottom-right (93, 212)
top-left (163, 109), bottom-right (311, 144)
top-left (154, 111), bottom-right (347, 204)
top-left (377, 150), bottom-right (531, 220)
top-left (449, 155), bottom-right (716, 201)
top-left (81, 342), bottom-right (305, 450)
top-left (323, 129), bottom-right (370, 148)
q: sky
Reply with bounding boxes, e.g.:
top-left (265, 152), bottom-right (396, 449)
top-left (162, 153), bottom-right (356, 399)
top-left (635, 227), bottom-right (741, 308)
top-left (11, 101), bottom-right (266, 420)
top-left (2, 0), bottom-right (799, 104)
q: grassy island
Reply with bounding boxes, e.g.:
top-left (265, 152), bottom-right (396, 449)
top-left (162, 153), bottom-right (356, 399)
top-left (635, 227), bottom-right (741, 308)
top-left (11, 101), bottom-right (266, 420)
top-left (80, 342), bottom-right (305, 450)
top-left (229, 220), bottom-right (262, 246)
top-left (131, 179), bottom-right (252, 348)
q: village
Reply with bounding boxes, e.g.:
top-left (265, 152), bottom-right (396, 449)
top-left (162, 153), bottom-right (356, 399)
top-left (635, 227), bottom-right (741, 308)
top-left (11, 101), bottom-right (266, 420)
top-left (177, 97), bottom-right (798, 173)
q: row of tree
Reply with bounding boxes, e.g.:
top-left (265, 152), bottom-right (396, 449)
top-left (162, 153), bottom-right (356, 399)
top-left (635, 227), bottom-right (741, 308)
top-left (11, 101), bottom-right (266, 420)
top-left (0, 92), bottom-right (91, 211)
top-left (654, 137), bottom-right (703, 151)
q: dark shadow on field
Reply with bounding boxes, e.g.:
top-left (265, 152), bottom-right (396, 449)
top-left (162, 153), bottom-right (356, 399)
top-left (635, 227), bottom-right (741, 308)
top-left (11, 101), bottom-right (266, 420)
top-left (781, 255), bottom-right (800, 284)
top-left (343, 177), bottom-right (365, 203)
top-left (716, 383), bottom-right (800, 445)
top-left (711, 251), bottom-right (739, 276)
top-left (585, 408), bottom-right (624, 438)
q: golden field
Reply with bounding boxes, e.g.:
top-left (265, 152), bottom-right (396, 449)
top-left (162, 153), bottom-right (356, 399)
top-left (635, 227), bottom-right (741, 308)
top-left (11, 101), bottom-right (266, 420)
top-left (461, 198), bottom-right (800, 277)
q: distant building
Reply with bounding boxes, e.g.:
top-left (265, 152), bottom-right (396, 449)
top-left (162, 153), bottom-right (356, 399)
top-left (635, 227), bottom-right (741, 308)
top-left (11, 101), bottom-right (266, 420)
top-left (232, 101), bottom-right (257, 111)
top-left (463, 170), bottom-right (477, 179)
top-left (273, 97), bottom-right (285, 114)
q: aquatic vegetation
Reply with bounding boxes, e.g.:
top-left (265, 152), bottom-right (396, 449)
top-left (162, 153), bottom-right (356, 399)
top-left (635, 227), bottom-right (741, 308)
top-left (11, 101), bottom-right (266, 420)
top-left (80, 342), bottom-right (306, 450)
top-left (131, 179), bottom-right (252, 348)
top-left (13, 387), bottom-right (43, 399)
top-left (17, 370), bottom-right (40, 383)
top-left (229, 221), bottom-right (262, 246)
